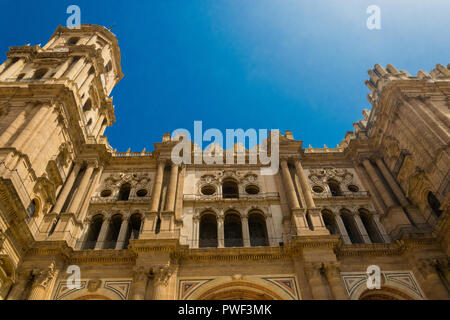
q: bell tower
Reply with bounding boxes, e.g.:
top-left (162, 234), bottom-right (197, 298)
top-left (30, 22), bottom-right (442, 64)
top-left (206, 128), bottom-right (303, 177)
top-left (0, 25), bottom-right (123, 248)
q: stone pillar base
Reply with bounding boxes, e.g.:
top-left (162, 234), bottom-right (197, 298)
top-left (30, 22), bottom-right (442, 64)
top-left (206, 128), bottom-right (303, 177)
top-left (405, 205), bottom-right (432, 231)
top-left (160, 211), bottom-right (175, 233)
top-left (48, 212), bottom-right (80, 246)
top-left (140, 211), bottom-right (159, 239)
top-left (291, 209), bottom-right (313, 235)
top-left (308, 208), bottom-right (331, 235)
top-left (382, 206), bottom-right (416, 238)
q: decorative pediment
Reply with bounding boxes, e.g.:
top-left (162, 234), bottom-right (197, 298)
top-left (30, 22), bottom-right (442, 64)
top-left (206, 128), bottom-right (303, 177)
top-left (103, 172), bottom-right (151, 188)
top-left (33, 176), bottom-right (57, 212)
top-left (45, 160), bottom-right (63, 188)
top-left (309, 168), bottom-right (354, 186)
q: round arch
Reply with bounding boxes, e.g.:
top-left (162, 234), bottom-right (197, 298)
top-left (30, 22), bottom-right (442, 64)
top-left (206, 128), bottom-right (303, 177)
top-left (358, 287), bottom-right (415, 300)
top-left (197, 281), bottom-right (284, 300)
top-left (74, 294), bottom-right (111, 300)
top-left (351, 282), bottom-right (423, 300)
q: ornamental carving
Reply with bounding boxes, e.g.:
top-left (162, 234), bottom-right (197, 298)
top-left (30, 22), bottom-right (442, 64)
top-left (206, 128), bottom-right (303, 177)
top-left (132, 266), bottom-right (149, 283)
top-left (151, 264), bottom-right (173, 287)
top-left (308, 168), bottom-right (356, 196)
top-left (383, 136), bottom-right (401, 163)
top-left (104, 172), bottom-right (151, 188)
top-left (32, 261), bottom-right (56, 289)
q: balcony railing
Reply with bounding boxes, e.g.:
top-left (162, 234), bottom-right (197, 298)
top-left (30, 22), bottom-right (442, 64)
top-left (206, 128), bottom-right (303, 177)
top-left (313, 191), bottom-right (370, 199)
top-left (183, 192), bottom-right (280, 201)
top-left (90, 196), bottom-right (151, 203)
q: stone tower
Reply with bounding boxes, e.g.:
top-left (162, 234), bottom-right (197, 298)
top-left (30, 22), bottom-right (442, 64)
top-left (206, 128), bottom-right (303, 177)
top-left (0, 25), bottom-right (123, 299)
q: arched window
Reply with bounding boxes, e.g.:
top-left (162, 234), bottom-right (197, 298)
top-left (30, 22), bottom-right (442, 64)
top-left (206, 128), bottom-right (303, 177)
top-left (16, 73), bottom-right (25, 81)
top-left (32, 68), bottom-right (48, 80)
top-left (27, 199), bottom-right (38, 218)
top-left (118, 183), bottom-right (131, 201)
top-left (1, 57), bottom-right (19, 74)
top-left (224, 212), bottom-right (243, 247)
top-left (222, 179), bottom-right (239, 199)
top-left (358, 209), bottom-right (383, 243)
top-left (82, 99), bottom-right (92, 112)
top-left (428, 192), bottom-right (443, 218)
top-left (321, 210), bottom-right (339, 235)
top-left (328, 179), bottom-right (342, 196)
top-left (67, 37), bottom-right (80, 46)
top-left (105, 61), bottom-right (112, 73)
top-left (122, 214), bottom-right (142, 249)
top-left (128, 214), bottom-right (142, 240)
top-left (248, 213), bottom-right (268, 247)
top-left (104, 214), bottom-right (123, 249)
top-left (340, 209), bottom-right (363, 244)
top-left (86, 118), bottom-right (92, 127)
top-left (199, 213), bottom-right (218, 248)
top-left (83, 215), bottom-right (103, 250)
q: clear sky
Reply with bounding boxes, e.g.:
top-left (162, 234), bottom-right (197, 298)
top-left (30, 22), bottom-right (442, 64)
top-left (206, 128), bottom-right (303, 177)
top-left (0, 0), bottom-right (449, 151)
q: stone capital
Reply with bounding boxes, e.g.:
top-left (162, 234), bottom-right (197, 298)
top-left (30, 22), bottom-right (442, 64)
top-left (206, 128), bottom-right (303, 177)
top-left (304, 262), bottom-right (323, 280)
top-left (323, 262), bottom-right (341, 279)
top-left (151, 264), bottom-right (173, 287)
top-left (417, 259), bottom-right (438, 278)
top-left (132, 266), bottom-right (149, 283)
top-left (32, 261), bottom-right (56, 289)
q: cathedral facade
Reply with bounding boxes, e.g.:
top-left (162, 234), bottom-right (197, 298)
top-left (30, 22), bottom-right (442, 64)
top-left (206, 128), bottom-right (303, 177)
top-left (0, 25), bottom-right (448, 300)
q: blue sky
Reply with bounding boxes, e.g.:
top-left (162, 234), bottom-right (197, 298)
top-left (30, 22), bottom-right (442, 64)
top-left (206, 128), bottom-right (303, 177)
top-left (0, 0), bottom-right (449, 151)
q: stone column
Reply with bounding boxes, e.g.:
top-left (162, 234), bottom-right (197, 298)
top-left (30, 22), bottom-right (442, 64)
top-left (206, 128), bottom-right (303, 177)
top-left (294, 160), bottom-right (315, 208)
top-left (280, 159), bottom-right (300, 210)
top-left (140, 211), bottom-right (159, 238)
top-left (6, 272), bottom-right (29, 300)
top-left (66, 161), bottom-right (96, 214)
top-left (92, 114), bottom-right (105, 138)
top-left (0, 58), bottom-right (25, 80)
top-left (28, 262), bottom-right (56, 300)
top-left (362, 158), bottom-right (414, 236)
top-left (192, 215), bottom-right (200, 248)
top-left (77, 165), bottom-right (104, 222)
top-left (52, 162), bottom-right (82, 213)
top-left (130, 266), bottom-right (149, 300)
top-left (79, 73), bottom-right (95, 96)
top-left (323, 262), bottom-right (348, 300)
top-left (74, 62), bottom-right (92, 85)
top-left (293, 259), bottom-right (313, 300)
top-left (164, 163), bottom-right (179, 212)
top-left (352, 213), bottom-right (372, 244)
top-left (152, 265), bottom-right (172, 300)
top-left (417, 259), bottom-right (449, 300)
top-left (304, 262), bottom-right (330, 299)
top-left (334, 213), bottom-right (352, 244)
top-left (354, 164), bottom-right (386, 214)
top-left (375, 158), bottom-right (427, 226)
top-left (11, 104), bottom-right (51, 149)
top-left (217, 215), bottom-right (224, 248)
top-left (150, 160), bottom-right (165, 213)
top-left (115, 215), bottom-right (130, 250)
top-left (371, 214), bottom-right (391, 243)
top-left (241, 214), bottom-right (251, 247)
top-left (53, 58), bottom-right (73, 79)
top-left (0, 104), bottom-right (31, 146)
top-left (362, 159), bottom-right (396, 208)
top-left (175, 165), bottom-right (186, 223)
top-left (65, 57), bottom-right (86, 79)
top-left (76, 220), bottom-right (91, 250)
top-left (265, 213), bottom-right (276, 246)
top-left (94, 216), bottom-right (111, 250)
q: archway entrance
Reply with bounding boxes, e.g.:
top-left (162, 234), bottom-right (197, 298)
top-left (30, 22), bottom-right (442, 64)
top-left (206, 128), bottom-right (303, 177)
top-left (359, 287), bottom-right (414, 300)
top-left (197, 281), bottom-right (283, 300)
